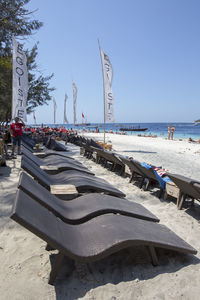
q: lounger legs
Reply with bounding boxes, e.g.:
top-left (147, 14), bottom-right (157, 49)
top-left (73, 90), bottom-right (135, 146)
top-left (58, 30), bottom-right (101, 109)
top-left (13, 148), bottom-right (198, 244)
top-left (177, 193), bottom-right (195, 210)
top-left (158, 188), bottom-right (163, 199)
top-left (148, 246), bottom-right (159, 266)
top-left (140, 177), bottom-right (145, 189)
top-left (46, 243), bottom-right (55, 251)
top-left (49, 252), bottom-right (65, 285)
top-left (142, 178), bottom-right (150, 190)
top-left (120, 166), bottom-right (125, 176)
top-left (177, 193), bottom-right (186, 210)
top-left (129, 172), bottom-right (136, 183)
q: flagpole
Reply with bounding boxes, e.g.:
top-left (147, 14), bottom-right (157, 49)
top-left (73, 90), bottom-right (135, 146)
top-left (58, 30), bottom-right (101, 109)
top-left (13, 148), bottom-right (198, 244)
top-left (98, 39), bottom-right (106, 144)
top-left (63, 95), bottom-right (65, 124)
top-left (11, 35), bottom-right (14, 121)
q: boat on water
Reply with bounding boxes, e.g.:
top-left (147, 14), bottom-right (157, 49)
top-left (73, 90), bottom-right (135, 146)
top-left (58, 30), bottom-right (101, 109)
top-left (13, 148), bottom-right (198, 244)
top-left (194, 119), bottom-right (200, 126)
top-left (74, 123), bottom-right (91, 126)
top-left (119, 126), bottom-right (148, 132)
top-left (74, 113), bottom-right (91, 126)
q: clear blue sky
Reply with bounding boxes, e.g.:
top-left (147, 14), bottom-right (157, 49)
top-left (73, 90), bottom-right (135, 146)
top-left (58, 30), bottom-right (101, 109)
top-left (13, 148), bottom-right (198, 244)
top-left (24, 0), bottom-right (200, 124)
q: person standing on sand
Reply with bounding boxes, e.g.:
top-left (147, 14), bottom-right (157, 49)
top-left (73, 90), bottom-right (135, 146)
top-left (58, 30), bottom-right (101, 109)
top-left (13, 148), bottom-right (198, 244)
top-left (168, 125), bottom-right (171, 139)
top-left (10, 117), bottom-right (25, 157)
top-left (171, 125), bottom-right (175, 140)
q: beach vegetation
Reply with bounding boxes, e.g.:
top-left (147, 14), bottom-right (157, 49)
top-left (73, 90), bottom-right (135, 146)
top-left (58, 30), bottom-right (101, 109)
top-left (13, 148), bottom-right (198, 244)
top-left (0, 0), bottom-right (55, 123)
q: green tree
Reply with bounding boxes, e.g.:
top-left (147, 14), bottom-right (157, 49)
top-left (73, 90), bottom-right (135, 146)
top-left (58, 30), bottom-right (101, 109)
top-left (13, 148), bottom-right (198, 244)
top-left (0, 57), bottom-right (12, 122)
top-left (0, 0), bottom-right (42, 56)
top-left (0, 0), bottom-right (55, 122)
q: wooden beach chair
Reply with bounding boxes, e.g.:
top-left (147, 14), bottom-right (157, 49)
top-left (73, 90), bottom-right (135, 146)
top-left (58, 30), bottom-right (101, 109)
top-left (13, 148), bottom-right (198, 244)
top-left (18, 172), bottom-right (159, 223)
top-left (167, 173), bottom-right (200, 209)
top-left (80, 142), bottom-right (94, 159)
top-left (118, 156), bottom-right (144, 182)
top-left (11, 191), bottom-right (197, 284)
top-left (135, 161), bottom-right (171, 197)
top-left (21, 156), bottom-right (126, 198)
top-left (89, 147), bottom-right (125, 175)
top-left (121, 158), bottom-right (169, 197)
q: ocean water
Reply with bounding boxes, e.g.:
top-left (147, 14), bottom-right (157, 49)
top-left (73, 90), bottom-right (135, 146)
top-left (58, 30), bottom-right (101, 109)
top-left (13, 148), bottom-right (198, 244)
top-left (43, 122), bottom-right (200, 140)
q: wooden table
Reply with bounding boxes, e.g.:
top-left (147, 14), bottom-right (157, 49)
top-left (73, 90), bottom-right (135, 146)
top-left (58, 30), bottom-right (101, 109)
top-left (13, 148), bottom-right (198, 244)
top-left (164, 181), bottom-right (180, 205)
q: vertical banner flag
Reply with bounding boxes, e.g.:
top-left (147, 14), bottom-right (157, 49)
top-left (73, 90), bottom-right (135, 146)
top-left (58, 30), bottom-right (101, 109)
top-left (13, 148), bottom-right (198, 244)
top-left (72, 82), bottom-right (77, 125)
top-left (99, 45), bottom-right (114, 123)
top-left (53, 98), bottom-right (57, 124)
top-left (33, 111), bottom-right (36, 124)
top-left (12, 36), bottom-right (28, 122)
top-left (63, 93), bottom-right (69, 123)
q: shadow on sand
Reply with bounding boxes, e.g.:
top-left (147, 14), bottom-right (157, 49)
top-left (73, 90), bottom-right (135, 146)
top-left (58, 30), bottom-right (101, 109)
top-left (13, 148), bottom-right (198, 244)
top-left (51, 247), bottom-right (199, 300)
top-left (0, 165), bottom-right (12, 177)
top-left (121, 150), bottom-right (157, 154)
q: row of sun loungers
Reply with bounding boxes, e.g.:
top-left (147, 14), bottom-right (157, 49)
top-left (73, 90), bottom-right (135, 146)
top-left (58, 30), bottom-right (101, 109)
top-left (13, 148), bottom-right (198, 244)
top-left (79, 139), bottom-right (170, 197)
top-left (10, 135), bottom-right (197, 284)
top-left (75, 136), bottom-right (200, 210)
top-left (37, 133), bottom-right (200, 210)
top-left (21, 156), bottom-right (126, 198)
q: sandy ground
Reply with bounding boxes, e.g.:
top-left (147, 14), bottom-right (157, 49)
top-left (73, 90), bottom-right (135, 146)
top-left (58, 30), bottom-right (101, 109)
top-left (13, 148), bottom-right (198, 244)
top-left (0, 134), bottom-right (200, 300)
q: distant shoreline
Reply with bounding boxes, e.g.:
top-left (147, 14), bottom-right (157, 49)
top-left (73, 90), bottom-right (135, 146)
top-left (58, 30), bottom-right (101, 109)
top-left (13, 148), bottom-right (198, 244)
top-left (26, 122), bottom-right (200, 141)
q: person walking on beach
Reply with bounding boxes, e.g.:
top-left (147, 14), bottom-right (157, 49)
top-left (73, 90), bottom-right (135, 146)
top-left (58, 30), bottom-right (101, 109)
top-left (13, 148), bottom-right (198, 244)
top-left (10, 117), bottom-right (25, 157)
top-left (168, 125), bottom-right (171, 139)
top-left (171, 125), bottom-right (175, 140)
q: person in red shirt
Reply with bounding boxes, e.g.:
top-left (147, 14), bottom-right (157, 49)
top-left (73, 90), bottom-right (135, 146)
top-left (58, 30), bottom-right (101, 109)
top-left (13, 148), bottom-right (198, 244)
top-left (10, 117), bottom-right (25, 156)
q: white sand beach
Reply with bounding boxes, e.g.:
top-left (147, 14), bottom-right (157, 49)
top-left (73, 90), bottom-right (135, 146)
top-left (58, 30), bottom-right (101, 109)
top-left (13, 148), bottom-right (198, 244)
top-left (0, 134), bottom-right (200, 300)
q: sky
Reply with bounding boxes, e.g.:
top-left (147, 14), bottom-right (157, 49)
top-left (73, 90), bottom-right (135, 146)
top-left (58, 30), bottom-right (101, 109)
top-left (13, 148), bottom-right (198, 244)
top-left (23, 0), bottom-right (200, 124)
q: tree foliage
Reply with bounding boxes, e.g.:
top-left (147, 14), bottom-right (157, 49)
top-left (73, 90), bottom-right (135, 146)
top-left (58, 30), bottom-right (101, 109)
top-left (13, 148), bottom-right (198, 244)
top-left (0, 0), bottom-right (55, 122)
top-left (0, 57), bottom-right (12, 122)
top-left (0, 0), bottom-right (43, 56)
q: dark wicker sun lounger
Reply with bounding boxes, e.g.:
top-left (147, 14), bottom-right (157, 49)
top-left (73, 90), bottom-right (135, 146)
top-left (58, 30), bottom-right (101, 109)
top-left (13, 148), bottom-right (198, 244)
top-left (11, 192), bottom-right (197, 284)
top-left (18, 172), bottom-right (159, 223)
top-left (47, 138), bottom-right (68, 151)
top-left (21, 134), bottom-right (36, 148)
top-left (21, 156), bottom-right (126, 198)
top-left (22, 148), bottom-right (94, 175)
top-left (22, 146), bottom-right (74, 164)
top-left (167, 173), bottom-right (200, 209)
top-left (22, 135), bottom-right (68, 152)
top-left (22, 142), bottom-right (73, 159)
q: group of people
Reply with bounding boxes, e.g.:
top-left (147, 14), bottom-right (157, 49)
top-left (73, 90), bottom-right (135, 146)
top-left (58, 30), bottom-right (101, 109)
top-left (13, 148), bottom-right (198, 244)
top-left (168, 125), bottom-right (175, 140)
top-left (0, 120), bottom-right (77, 164)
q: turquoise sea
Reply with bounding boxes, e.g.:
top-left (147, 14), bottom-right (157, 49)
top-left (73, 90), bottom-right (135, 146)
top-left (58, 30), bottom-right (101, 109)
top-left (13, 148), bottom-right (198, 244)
top-left (42, 122), bottom-right (200, 141)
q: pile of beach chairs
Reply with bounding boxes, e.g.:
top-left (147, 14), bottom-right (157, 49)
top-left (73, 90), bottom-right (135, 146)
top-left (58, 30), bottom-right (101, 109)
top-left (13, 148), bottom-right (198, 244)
top-left (10, 134), bottom-right (197, 284)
